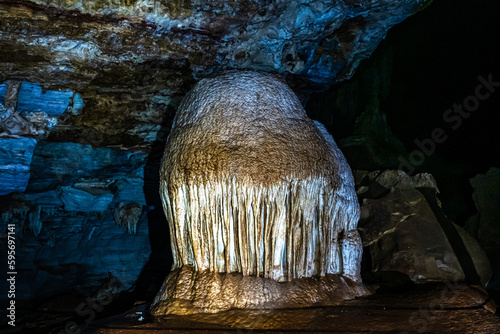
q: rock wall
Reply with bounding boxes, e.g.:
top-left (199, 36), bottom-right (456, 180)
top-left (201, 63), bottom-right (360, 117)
top-left (0, 139), bottom-right (151, 302)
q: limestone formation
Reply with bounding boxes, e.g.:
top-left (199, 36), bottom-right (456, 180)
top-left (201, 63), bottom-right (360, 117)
top-left (153, 71), bottom-right (369, 314)
top-left (356, 170), bottom-right (492, 286)
top-left (114, 201), bottom-right (143, 234)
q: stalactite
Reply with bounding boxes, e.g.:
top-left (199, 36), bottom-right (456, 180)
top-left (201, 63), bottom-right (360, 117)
top-left (114, 201), bottom-right (142, 234)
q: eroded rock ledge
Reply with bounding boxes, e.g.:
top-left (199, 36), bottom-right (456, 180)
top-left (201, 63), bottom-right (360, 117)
top-left (0, 0), bottom-right (431, 91)
top-left (0, 0), bottom-right (431, 148)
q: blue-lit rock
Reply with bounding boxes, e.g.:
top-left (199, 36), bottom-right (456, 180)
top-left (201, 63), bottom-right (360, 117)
top-left (0, 138), bottom-right (151, 303)
top-left (115, 177), bottom-right (147, 206)
top-left (11, 211), bottom-right (150, 302)
top-left (0, 82), bottom-right (84, 139)
top-left (0, 137), bottom-right (37, 195)
top-left (27, 142), bottom-right (148, 191)
top-left (24, 190), bottom-right (64, 208)
top-left (16, 82), bottom-right (83, 115)
top-left (0, 83), bottom-right (6, 104)
top-left (0, 82), bottom-right (83, 115)
top-left (60, 186), bottom-right (114, 212)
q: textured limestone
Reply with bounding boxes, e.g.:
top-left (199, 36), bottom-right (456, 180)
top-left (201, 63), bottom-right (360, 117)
top-left (153, 71), bottom-right (368, 314)
top-left (0, 0), bottom-right (431, 90)
top-left (60, 186), bottom-right (114, 212)
top-left (27, 141), bottom-right (148, 191)
top-left (114, 201), bottom-right (143, 234)
top-left (0, 81), bottom-right (83, 138)
top-left (0, 140), bottom-right (150, 304)
top-left (356, 170), bottom-right (492, 286)
top-left (153, 266), bottom-right (370, 315)
top-left (0, 0), bottom-right (430, 148)
top-left (0, 192), bottom-right (150, 303)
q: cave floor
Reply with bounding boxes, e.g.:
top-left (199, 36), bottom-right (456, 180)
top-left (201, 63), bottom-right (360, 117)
top-left (4, 283), bottom-right (500, 333)
top-left (89, 283), bottom-right (500, 334)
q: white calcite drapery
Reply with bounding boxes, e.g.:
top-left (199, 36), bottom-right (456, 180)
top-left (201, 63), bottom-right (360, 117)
top-left (153, 71), bottom-right (368, 314)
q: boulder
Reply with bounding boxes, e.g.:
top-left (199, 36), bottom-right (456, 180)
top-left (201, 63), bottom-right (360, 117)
top-left (356, 170), bottom-right (492, 286)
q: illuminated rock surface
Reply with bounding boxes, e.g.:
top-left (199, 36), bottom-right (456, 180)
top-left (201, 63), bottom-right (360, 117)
top-left (0, 0), bottom-right (430, 93)
top-left (0, 137), bottom-right (37, 195)
top-left (1, 0), bottom-right (499, 332)
top-left (152, 71), bottom-right (369, 314)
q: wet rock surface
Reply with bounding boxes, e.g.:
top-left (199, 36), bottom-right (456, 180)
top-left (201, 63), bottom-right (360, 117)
top-left (96, 283), bottom-right (500, 333)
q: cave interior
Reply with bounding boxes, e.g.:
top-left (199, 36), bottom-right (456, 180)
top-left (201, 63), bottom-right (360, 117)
top-left (1, 0), bottom-right (500, 332)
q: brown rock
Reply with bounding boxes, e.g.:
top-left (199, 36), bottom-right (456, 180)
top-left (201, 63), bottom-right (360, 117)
top-left (357, 170), bottom-right (492, 285)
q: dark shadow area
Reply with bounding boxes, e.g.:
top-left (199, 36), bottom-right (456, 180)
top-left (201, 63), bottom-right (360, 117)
top-left (306, 0), bottom-right (500, 225)
top-left (23, 138), bottom-right (177, 333)
top-left (133, 137), bottom-right (173, 303)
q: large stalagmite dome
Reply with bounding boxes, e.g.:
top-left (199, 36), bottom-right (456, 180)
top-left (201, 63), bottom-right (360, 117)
top-left (155, 71), bottom-right (368, 314)
top-left (164, 71), bottom-right (346, 186)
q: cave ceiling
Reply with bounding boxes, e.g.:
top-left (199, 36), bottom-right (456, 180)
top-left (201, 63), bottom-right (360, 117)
top-left (0, 0), bottom-right (430, 147)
